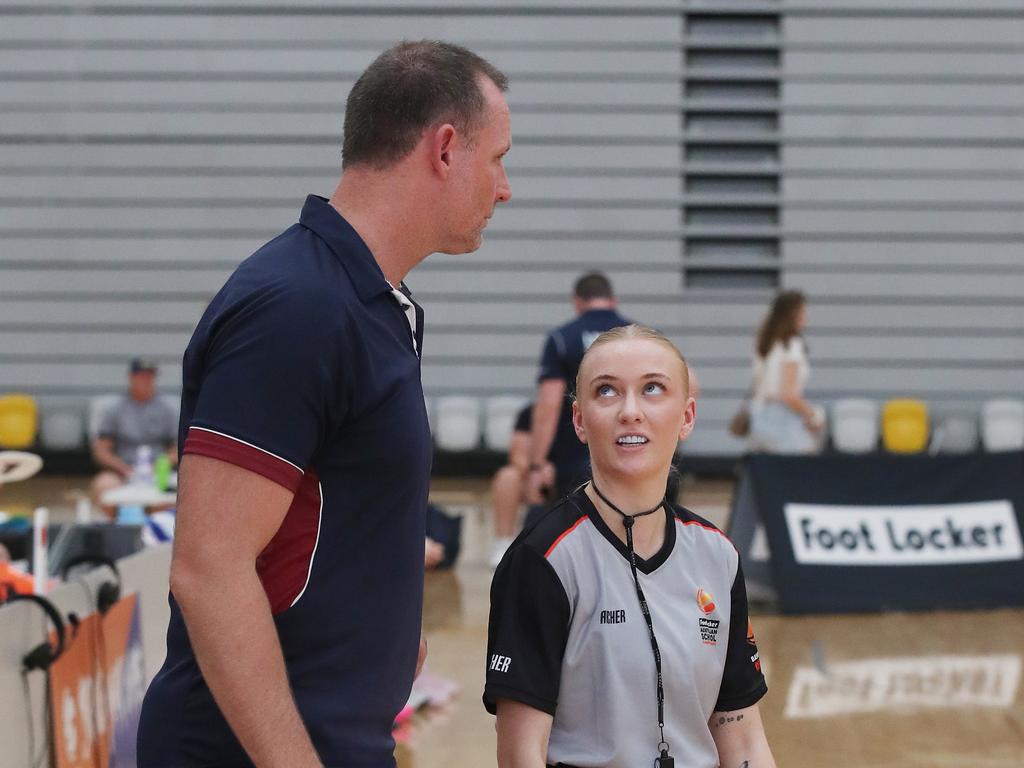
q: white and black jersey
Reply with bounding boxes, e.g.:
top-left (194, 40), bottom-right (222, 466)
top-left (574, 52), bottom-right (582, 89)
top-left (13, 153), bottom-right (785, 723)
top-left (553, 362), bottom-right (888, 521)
top-left (484, 487), bottom-right (767, 768)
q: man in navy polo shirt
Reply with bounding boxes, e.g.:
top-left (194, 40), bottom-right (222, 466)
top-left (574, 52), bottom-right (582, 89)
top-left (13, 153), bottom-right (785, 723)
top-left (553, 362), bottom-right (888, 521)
top-left (137, 41), bottom-right (511, 768)
top-left (526, 273), bottom-right (631, 503)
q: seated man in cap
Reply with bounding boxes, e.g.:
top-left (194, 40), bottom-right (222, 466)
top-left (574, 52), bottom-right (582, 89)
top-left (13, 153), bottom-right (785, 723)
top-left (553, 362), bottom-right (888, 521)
top-left (91, 358), bottom-right (179, 518)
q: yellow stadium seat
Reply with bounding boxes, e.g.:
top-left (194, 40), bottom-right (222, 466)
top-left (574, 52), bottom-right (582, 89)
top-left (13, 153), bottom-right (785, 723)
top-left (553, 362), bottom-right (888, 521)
top-left (0, 394), bottom-right (39, 449)
top-left (882, 398), bottom-right (929, 453)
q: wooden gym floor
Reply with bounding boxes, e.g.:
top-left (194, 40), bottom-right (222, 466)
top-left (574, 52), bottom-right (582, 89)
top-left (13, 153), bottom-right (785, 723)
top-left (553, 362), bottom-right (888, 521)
top-left (4, 476), bottom-right (1023, 767)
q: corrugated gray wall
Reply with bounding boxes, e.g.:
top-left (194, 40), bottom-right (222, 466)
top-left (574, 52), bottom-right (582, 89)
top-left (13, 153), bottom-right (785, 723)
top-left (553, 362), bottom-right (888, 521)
top-left (1, 1), bottom-right (1021, 457)
top-left (771, 1), bottom-right (1024, 458)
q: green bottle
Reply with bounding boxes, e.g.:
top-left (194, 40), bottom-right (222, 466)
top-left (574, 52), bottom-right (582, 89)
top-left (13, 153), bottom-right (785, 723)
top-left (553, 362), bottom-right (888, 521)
top-left (154, 454), bottom-right (172, 492)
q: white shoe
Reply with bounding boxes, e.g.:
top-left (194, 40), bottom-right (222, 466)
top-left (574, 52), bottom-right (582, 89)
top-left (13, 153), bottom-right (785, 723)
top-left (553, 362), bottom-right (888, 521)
top-left (489, 537), bottom-right (514, 568)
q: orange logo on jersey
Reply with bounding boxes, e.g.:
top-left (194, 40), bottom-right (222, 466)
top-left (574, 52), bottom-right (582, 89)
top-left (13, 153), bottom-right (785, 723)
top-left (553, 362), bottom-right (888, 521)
top-left (747, 619), bottom-right (762, 671)
top-left (696, 588), bottom-right (715, 614)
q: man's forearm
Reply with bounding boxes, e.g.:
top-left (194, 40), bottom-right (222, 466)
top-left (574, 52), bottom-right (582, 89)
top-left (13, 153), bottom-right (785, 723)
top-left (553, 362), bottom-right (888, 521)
top-left (92, 443), bottom-right (131, 476)
top-left (173, 564), bottom-right (321, 768)
top-left (530, 400), bottom-right (560, 467)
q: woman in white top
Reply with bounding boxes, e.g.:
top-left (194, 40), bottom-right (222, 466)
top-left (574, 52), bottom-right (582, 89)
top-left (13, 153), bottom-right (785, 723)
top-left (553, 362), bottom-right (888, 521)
top-left (749, 290), bottom-right (822, 454)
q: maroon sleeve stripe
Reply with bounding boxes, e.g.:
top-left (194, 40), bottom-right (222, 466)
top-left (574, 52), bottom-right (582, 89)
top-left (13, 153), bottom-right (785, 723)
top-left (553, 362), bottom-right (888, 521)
top-left (183, 426), bottom-right (304, 493)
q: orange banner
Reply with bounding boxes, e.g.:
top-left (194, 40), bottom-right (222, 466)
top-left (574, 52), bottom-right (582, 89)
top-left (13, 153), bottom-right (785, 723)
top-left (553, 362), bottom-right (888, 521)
top-left (49, 594), bottom-right (146, 768)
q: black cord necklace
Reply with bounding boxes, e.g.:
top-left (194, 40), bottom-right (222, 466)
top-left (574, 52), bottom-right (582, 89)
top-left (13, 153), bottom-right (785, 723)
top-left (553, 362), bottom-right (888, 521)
top-left (590, 481), bottom-right (674, 767)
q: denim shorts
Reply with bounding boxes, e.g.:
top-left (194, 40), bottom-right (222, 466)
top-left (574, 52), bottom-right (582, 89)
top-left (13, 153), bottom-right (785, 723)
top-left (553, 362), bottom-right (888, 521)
top-left (749, 401), bottom-right (817, 454)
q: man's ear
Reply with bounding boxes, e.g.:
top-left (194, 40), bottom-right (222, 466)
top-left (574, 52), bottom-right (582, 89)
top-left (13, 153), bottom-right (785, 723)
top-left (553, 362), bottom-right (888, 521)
top-left (430, 124), bottom-right (457, 177)
top-left (572, 400), bottom-right (587, 444)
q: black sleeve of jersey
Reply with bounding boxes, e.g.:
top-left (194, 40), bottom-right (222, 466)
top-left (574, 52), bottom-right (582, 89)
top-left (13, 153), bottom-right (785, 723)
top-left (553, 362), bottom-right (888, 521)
top-left (483, 544), bottom-right (571, 716)
top-left (715, 557), bottom-right (768, 712)
top-left (514, 403), bottom-right (533, 434)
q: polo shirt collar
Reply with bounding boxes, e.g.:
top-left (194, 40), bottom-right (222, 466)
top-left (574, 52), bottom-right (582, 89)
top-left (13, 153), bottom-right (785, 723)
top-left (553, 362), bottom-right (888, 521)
top-left (298, 194), bottom-right (392, 303)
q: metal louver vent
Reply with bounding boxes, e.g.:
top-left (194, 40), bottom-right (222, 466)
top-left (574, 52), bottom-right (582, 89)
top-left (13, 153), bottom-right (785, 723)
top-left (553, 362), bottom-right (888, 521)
top-left (681, 4), bottom-right (782, 289)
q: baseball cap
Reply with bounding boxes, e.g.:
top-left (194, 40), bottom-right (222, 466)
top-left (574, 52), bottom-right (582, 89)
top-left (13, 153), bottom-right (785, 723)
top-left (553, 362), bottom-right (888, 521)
top-left (129, 358), bottom-right (159, 374)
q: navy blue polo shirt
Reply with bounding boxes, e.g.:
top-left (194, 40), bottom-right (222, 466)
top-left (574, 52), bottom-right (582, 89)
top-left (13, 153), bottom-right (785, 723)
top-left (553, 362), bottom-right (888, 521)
top-left (137, 195), bottom-right (432, 767)
top-left (538, 308), bottom-right (631, 475)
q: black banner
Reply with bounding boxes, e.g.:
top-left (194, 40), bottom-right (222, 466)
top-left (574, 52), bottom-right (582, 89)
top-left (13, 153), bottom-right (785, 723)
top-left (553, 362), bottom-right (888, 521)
top-left (731, 451), bottom-right (1024, 614)
top-left (728, 467), bottom-right (776, 602)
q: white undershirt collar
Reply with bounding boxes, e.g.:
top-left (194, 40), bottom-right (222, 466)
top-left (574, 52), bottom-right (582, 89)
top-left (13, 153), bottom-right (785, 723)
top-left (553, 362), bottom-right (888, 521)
top-left (386, 281), bottom-right (417, 355)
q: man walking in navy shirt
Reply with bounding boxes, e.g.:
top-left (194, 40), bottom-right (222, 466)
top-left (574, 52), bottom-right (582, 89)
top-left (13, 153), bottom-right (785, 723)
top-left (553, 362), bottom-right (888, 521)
top-left (137, 42), bottom-right (511, 768)
top-left (526, 273), bottom-right (631, 504)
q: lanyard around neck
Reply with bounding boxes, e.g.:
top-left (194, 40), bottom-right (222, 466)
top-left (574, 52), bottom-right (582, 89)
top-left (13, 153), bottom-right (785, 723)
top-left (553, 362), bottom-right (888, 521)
top-left (590, 482), bottom-right (673, 764)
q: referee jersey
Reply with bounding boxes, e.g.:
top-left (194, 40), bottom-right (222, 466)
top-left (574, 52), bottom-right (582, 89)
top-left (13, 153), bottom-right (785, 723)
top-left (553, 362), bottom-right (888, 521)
top-left (484, 487), bottom-right (767, 768)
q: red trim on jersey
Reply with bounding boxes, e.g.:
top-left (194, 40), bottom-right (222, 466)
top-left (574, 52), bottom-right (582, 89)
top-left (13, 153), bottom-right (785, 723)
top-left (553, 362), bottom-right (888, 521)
top-left (545, 515), bottom-right (589, 559)
top-left (256, 468), bottom-right (322, 615)
top-left (183, 427), bottom-right (303, 492)
top-left (675, 518), bottom-right (738, 550)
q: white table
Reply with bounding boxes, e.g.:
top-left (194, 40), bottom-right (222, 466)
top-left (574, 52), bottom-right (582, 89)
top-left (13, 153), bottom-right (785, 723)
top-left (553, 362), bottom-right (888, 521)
top-left (100, 485), bottom-right (178, 508)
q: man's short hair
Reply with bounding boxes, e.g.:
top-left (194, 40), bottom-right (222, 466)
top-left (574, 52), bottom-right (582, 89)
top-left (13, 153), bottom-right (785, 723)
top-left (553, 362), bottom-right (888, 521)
top-left (573, 272), bottom-right (614, 301)
top-left (342, 40), bottom-right (508, 170)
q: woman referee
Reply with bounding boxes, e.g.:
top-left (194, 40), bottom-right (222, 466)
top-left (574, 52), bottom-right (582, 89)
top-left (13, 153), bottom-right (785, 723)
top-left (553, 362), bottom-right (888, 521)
top-left (484, 325), bottom-right (776, 768)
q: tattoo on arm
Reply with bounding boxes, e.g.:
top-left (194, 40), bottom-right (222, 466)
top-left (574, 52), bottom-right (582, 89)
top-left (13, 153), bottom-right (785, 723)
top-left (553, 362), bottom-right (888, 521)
top-left (739, 762), bottom-right (749, 768)
top-left (712, 713), bottom-right (745, 729)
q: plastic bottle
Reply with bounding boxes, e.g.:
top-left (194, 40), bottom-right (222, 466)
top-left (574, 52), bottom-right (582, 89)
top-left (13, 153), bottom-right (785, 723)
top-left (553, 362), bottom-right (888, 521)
top-left (133, 445), bottom-right (154, 487)
top-left (154, 454), bottom-right (172, 492)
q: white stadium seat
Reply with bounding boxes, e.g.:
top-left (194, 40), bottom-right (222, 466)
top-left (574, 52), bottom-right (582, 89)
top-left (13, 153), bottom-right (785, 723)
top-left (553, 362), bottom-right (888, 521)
top-left (929, 415), bottom-right (979, 455)
top-left (981, 399), bottom-right (1024, 452)
top-left (435, 396), bottom-right (482, 452)
top-left (831, 399), bottom-right (878, 454)
top-left (484, 396), bottom-right (530, 452)
top-left (40, 411), bottom-right (85, 450)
